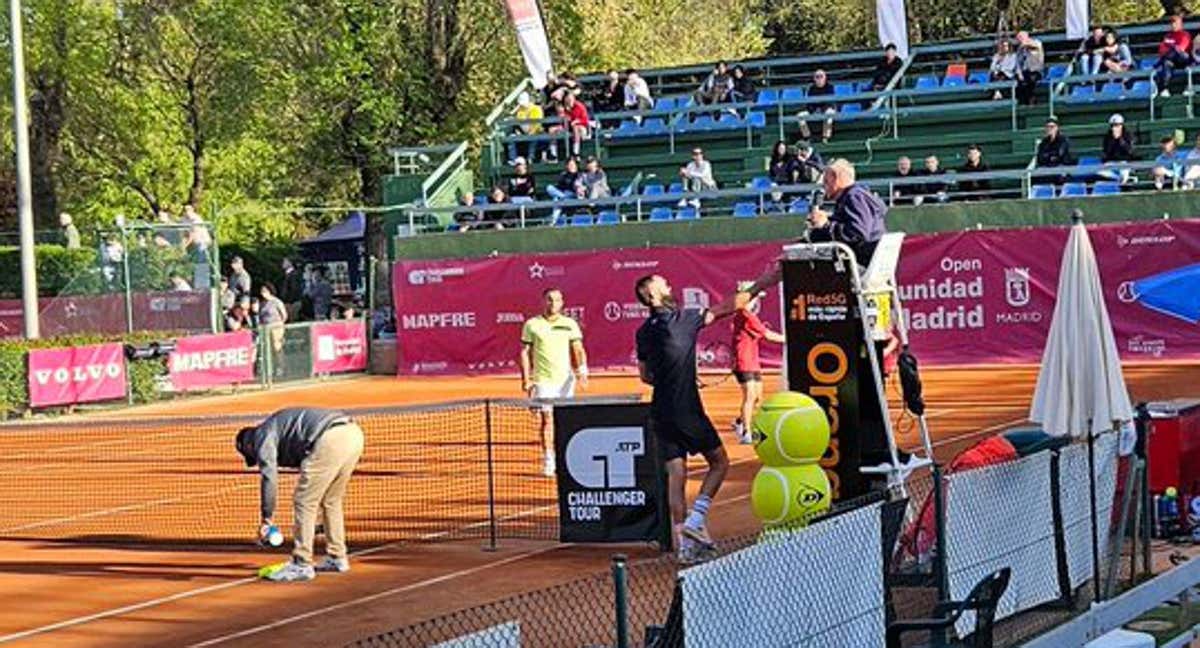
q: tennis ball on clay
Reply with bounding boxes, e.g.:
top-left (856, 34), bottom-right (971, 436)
top-left (1166, 486), bottom-right (1179, 498)
top-left (752, 391), bottom-right (830, 466)
top-left (751, 464), bottom-right (831, 527)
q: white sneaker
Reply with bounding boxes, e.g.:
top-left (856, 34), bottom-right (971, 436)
top-left (266, 560), bottom-right (315, 582)
top-left (682, 523), bottom-right (716, 551)
top-left (315, 556), bottom-right (350, 573)
top-left (732, 419), bottom-right (745, 438)
top-left (542, 452), bottom-right (556, 477)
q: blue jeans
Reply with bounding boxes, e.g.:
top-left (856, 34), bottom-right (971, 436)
top-left (507, 139), bottom-right (543, 163)
top-left (546, 185), bottom-right (572, 200)
top-left (1155, 50), bottom-right (1192, 89)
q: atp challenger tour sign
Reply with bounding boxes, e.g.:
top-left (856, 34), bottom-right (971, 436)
top-left (554, 402), bottom-right (669, 545)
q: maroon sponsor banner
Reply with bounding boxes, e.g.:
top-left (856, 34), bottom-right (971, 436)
top-left (27, 343), bottom-right (128, 407)
top-left (311, 320), bottom-right (368, 374)
top-left (0, 291), bottom-right (211, 339)
top-left (168, 331), bottom-right (255, 392)
top-left (392, 219), bottom-right (1200, 375)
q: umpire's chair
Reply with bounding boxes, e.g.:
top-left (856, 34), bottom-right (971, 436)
top-left (886, 567), bottom-right (1011, 648)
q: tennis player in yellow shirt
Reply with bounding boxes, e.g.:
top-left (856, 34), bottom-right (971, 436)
top-left (520, 287), bottom-right (588, 477)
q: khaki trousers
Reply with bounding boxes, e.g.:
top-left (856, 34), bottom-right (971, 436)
top-left (292, 422), bottom-right (364, 564)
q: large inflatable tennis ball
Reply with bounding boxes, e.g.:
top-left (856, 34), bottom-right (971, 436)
top-left (752, 391), bottom-right (830, 466)
top-left (751, 464), bottom-right (832, 527)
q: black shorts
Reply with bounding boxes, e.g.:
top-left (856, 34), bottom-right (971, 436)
top-left (733, 370), bottom-right (762, 384)
top-left (651, 416), bottom-right (723, 461)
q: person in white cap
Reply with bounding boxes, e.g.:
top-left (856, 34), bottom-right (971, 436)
top-left (1100, 113), bottom-right (1136, 184)
top-left (510, 91), bottom-right (544, 164)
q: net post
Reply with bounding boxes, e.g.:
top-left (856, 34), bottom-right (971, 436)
top-left (484, 398), bottom-right (498, 552)
top-left (612, 554), bottom-right (630, 648)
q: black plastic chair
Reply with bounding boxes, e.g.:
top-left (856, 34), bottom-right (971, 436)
top-left (886, 567), bottom-right (1011, 648)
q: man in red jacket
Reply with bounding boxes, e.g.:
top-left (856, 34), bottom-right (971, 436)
top-left (562, 93), bottom-right (591, 158)
top-left (1155, 14), bottom-right (1193, 96)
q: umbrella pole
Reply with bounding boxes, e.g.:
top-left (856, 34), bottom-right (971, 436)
top-left (1088, 426), bottom-right (1102, 603)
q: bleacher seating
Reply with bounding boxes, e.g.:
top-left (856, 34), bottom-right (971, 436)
top-left (649, 207), bottom-right (673, 222)
top-left (733, 202), bottom-right (758, 218)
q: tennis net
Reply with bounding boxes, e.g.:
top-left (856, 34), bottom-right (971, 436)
top-left (0, 397), bottom-right (634, 547)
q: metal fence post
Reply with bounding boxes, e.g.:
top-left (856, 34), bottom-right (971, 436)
top-left (121, 224), bottom-right (134, 334)
top-left (1088, 430), bottom-right (1102, 603)
top-left (484, 398), bottom-right (498, 551)
top-left (612, 554), bottom-right (630, 648)
top-left (931, 462), bottom-right (950, 646)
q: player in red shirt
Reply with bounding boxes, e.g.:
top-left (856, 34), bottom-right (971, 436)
top-left (731, 283), bottom-right (786, 444)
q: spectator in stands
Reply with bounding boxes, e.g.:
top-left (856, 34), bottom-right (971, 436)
top-left (229, 256), bottom-right (252, 298)
top-left (507, 157), bottom-right (537, 199)
top-left (1075, 26), bottom-right (1108, 75)
top-left (768, 141), bottom-right (795, 185)
top-left (957, 145), bottom-right (993, 200)
top-left (1100, 113), bottom-right (1137, 184)
top-left (59, 212), bottom-right (80, 249)
top-left (697, 61), bottom-right (733, 105)
top-left (576, 156), bottom-right (611, 199)
top-left (308, 265), bottom-right (334, 321)
top-left (918, 155), bottom-right (950, 204)
top-left (509, 92), bottom-right (544, 164)
top-left (989, 40), bottom-right (1018, 100)
top-left (1154, 14), bottom-right (1192, 96)
top-left (872, 44), bottom-right (903, 91)
top-left (546, 157), bottom-right (581, 201)
top-left (481, 186), bottom-right (511, 229)
top-left (226, 295), bottom-right (253, 332)
top-left (542, 71), bottom-right (561, 107)
top-left (596, 70), bottom-right (624, 113)
top-left (549, 72), bottom-right (581, 106)
top-left (624, 69), bottom-right (654, 113)
top-left (1095, 30), bottom-right (1134, 74)
top-left (259, 283), bottom-right (288, 361)
top-left (892, 156), bottom-right (919, 205)
top-left (799, 69), bottom-right (836, 143)
top-left (763, 186), bottom-right (789, 215)
top-left (281, 258), bottom-right (304, 321)
top-left (794, 142), bottom-right (824, 184)
top-left (1015, 31), bottom-right (1045, 106)
top-left (561, 93), bottom-right (590, 159)
top-left (170, 273), bottom-right (193, 292)
top-left (1036, 119), bottom-right (1075, 171)
top-left (1182, 133), bottom-right (1200, 189)
top-left (1153, 134), bottom-right (1183, 190)
top-left (156, 210), bottom-right (181, 246)
top-left (219, 276), bottom-right (237, 312)
top-left (454, 192), bottom-right (484, 230)
top-left (680, 148), bottom-right (718, 195)
top-left (730, 65), bottom-right (755, 103)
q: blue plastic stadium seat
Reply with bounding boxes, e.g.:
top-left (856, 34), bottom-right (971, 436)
top-left (1045, 65), bottom-right (1068, 83)
top-left (1029, 184), bottom-right (1056, 199)
top-left (1129, 81), bottom-right (1153, 98)
top-left (570, 214), bottom-right (594, 227)
top-left (1139, 58), bottom-right (1157, 70)
top-left (689, 115), bottom-right (715, 132)
top-left (1067, 85), bottom-right (1096, 103)
top-left (642, 183), bottom-right (665, 196)
top-left (1078, 156), bottom-right (1101, 168)
top-left (1092, 182), bottom-right (1121, 196)
top-left (552, 214), bottom-right (568, 227)
top-left (655, 97), bottom-right (676, 111)
top-left (779, 87), bottom-right (805, 104)
top-left (475, 194), bottom-right (489, 205)
top-left (716, 112), bottom-right (743, 129)
top-left (747, 111), bottom-right (767, 129)
top-left (968, 71), bottom-right (990, 85)
top-left (915, 76), bottom-right (939, 90)
top-left (833, 83), bottom-right (854, 96)
top-left (649, 207), bottom-right (673, 222)
top-left (614, 120), bottom-right (639, 138)
top-left (755, 88), bottom-right (780, 106)
top-left (596, 210), bottom-right (621, 225)
top-left (1101, 81), bottom-right (1126, 96)
top-left (788, 199), bottom-right (810, 214)
top-left (733, 202), bottom-right (758, 218)
top-left (1059, 183), bottom-right (1088, 198)
top-left (840, 103), bottom-right (863, 114)
top-left (667, 182), bottom-right (684, 194)
top-left (676, 206), bottom-right (699, 220)
top-left (749, 176), bottom-right (773, 191)
top-left (942, 76), bottom-right (966, 88)
top-left (445, 222), bottom-right (460, 232)
top-left (642, 118), bottom-right (667, 134)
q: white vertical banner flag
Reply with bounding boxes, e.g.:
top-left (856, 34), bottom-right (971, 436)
top-left (1066, 0), bottom-right (1090, 39)
top-left (876, 0), bottom-right (910, 60)
top-left (505, 0), bottom-right (554, 90)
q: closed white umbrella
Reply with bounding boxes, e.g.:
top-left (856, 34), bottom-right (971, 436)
top-left (1030, 212), bottom-right (1133, 438)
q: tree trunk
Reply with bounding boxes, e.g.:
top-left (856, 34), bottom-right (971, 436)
top-left (29, 70), bottom-right (64, 228)
top-left (425, 0), bottom-right (467, 120)
top-left (185, 73), bottom-right (205, 207)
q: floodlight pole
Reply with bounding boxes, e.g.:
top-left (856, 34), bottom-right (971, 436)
top-left (10, 0), bottom-right (40, 339)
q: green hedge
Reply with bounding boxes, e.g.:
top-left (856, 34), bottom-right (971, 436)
top-left (0, 243), bottom-right (199, 298)
top-left (0, 331), bottom-right (178, 418)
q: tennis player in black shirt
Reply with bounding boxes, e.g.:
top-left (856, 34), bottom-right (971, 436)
top-left (635, 274), bottom-right (749, 563)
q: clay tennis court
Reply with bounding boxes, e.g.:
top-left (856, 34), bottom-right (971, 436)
top-left (1, 363), bottom-right (1197, 647)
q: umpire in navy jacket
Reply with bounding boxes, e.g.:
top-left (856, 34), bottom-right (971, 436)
top-left (236, 407), bottom-right (365, 581)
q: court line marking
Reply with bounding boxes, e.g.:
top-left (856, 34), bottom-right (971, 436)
top-left (931, 416), bottom-right (1029, 449)
top-left (187, 492), bottom-right (754, 648)
top-left (0, 458), bottom-right (753, 644)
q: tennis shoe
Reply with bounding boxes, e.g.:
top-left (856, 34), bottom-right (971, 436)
top-left (682, 523), bottom-right (716, 551)
top-left (315, 556), bottom-right (350, 573)
top-left (266, 560), bottom-right (315, 582)
top-left (676, 539), bottom-right (717, 566)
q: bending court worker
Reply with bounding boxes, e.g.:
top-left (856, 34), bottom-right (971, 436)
top-left (236, 407), bottom-right (365, 582)
top-left (520, 287), bottom-right (588, 477)
top-left (635, 274), bottom-right (749, 563)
